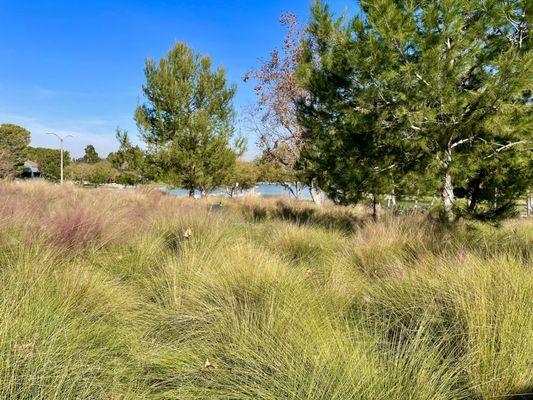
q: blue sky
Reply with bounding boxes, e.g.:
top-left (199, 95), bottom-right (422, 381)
top-left (0, 0), bottom-right (356, 159)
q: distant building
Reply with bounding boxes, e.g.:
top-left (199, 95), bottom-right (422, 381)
top-left (22, 160), bottom-right (42, 178)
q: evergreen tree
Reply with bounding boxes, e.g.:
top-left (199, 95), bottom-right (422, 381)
top-left (135, 42), bottom-right (242, 197)
top-left (298, 0), bottom-right (532, 221)
top-left (79, 145), bottom-right (101, 164)
top-left (456, 142), bottom-right (532, 221)
top-left (0, 124), bottom-right (31, 179)
top-left (108, 128), bottom-right (147, 185)
top-left (297, 3), bottom-right (408, 211)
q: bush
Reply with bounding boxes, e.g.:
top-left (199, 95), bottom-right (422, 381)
top-left (67, 161), bottom-right (117, 185)
top-left (115, 171), bottom-right (144, 186)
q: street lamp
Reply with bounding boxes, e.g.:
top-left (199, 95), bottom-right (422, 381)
top-left (46, 132), bottom-right (73, 185)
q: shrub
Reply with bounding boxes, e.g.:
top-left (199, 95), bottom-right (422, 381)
top-left (66, 161), bottom-right (117, 185)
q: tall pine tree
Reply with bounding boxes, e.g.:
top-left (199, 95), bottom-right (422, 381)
top-left (135, 42), bottom-right (241, 197)
top-left (297, 3), bottom-right (409, 210)
top-left (298, 0), bottom-right (532, 221)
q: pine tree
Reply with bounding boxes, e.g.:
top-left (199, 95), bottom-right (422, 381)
top-left (107, 128), bottom-right (147, 185)
top-left (135, 42), bottom-right (241, 197)
top-left (79, 145), bottom-right (101, 164)
top-left (298, 0), bottom-right (532, 221)
top-left (297, 3), bottom-right (407, 211)
top-left (0, 124), bottom-right (30, 179)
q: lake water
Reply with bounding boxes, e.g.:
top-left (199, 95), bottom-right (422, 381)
top-left (168, 183), bottom-right (312, 200)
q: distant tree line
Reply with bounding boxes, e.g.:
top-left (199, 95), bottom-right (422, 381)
top-left (0, 120), bottom-right (279, 194)
top-left (0, 124), bottom-right (70, 181)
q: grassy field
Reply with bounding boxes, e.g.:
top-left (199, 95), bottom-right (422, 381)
top-left (0, 181), bottom-right (531, 400)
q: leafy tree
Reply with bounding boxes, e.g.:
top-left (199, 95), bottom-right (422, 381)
top-left (108, 128), bottom-right (146, 185)
top-left (135, 42), bottom-right (242, 197)
top-left (67, 161), bottom-right (116, 186)
top-left (78, 144), bottom-right (101, 164)
top-left (255, 158), bottom-right (286, 184)
top-left (26, 147), bottom-right (71, 182)
top-left (225, 160), bottom-right (259, 197)
top-left (245, 12), bottom-right (326, 202)
top-left (298, 0), bottom-right (532, 221)
top-left (0, 124), bottom-right (31, 179)
top-left (255, 153), bottom-right (305, 195)
top-left (113, 172), bottom-right (141, 186)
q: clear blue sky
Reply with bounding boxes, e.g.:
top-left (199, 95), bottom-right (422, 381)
top-left (0, 0), bottom-right (356, 159)
top-left (0, 0), bottom-right (355, 157)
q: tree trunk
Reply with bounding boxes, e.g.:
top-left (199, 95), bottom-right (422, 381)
top-left (467, 174), bottom-right (484, 213)
top-left (189, 187), bottom-right (195, 198)
top-left (286, 182), bottom-right (301, 200)
top-left (200, 188), bottom-right (207, 198)
top-left (441, 171), bottom-right (454, 221)
top-left (309, 182), bottom-right (324, 206)
top-left (440, 146), bottom-right (455, 222)
top-left (294, 183), bottom-right (301, 200)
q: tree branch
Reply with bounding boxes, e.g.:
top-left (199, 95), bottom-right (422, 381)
top-left (484, 140), bottom-right (529, 158)
top-left (451, 137), bottom-right (476, 149)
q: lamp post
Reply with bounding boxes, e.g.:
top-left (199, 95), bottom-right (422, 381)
top-left (46, 132), bottom-right (73, 185)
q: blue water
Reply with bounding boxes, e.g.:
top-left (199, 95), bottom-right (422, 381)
top-left (168, 183), bottom-right (312, 200)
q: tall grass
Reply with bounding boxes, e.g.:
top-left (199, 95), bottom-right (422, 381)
top-left (0, 181), bottom-right (531, 399)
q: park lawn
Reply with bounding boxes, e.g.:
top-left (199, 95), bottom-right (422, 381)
top-left (0, 181), bottom-right (531, 399)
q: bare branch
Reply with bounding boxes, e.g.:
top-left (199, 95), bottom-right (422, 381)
top-left (451, 137), bottom-right (476, 149)
top-left (484, 140), bottom-right (529, 158)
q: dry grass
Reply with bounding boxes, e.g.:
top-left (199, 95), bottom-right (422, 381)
top-left (0, 181), bottom-right (531, 399)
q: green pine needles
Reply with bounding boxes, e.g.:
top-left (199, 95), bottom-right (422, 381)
top-left (135, 42), bottom-right (243, 197)
top-left (298, 0), bottom-right (532, 222)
